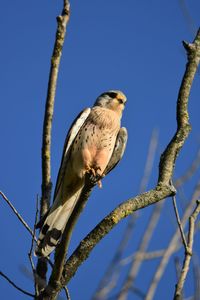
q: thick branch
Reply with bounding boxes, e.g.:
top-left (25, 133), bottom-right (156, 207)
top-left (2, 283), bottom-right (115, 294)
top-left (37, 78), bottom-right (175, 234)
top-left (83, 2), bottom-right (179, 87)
top-left (158, 30), bottom-right (200, 186)
top-left (62, 188), bottom-right (171, 287)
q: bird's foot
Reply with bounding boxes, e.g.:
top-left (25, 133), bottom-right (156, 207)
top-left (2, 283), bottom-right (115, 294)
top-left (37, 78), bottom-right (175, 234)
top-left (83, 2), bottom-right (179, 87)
top-left (86, 167), bottom-right (104, 188)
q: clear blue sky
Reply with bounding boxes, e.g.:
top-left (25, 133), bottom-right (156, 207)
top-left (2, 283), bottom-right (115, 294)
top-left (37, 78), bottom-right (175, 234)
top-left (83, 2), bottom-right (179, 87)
top-left (0, 1), bottom-right (200, 299)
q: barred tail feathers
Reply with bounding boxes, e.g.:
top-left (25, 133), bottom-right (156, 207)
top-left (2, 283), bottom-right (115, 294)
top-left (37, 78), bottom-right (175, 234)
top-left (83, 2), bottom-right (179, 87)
top-left (35, 187), bottom-right (83, 257)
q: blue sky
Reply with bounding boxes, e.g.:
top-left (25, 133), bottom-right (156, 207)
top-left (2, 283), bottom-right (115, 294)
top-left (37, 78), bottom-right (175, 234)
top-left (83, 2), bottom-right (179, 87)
top-left (0, 1), bottom-right (200, 299)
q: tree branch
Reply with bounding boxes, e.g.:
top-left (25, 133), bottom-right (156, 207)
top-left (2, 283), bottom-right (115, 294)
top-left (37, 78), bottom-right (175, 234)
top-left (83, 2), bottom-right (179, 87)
top-left (0, 270), bottom-right (34, 298)
top-left (0, 191), bottom-right (36, 241)
top-left (37, 0), bottom-right (70, 290)
top-left (29, 196), bottom-right (39, 296)
top-left (173, 200), bottom-right (200, 299)
top-left (172, 195), bottom-right (188, 248)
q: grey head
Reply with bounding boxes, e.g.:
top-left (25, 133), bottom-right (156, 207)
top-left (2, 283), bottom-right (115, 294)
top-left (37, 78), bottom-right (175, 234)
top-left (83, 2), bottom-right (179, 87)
top-left (93, 90), bottom-right (127, 111)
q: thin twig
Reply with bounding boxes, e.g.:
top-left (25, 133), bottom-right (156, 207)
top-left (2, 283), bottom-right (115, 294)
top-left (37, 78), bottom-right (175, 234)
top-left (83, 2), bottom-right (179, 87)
top-left (0, 191), bottom-right (36, 242)
top-left (172, 195), bottom-right (188, 249)
top-left (29, 195), bottom-right (39, 296)
top-left (173, 200), bottom-right (200, 299)
top-left (63, 286), bottom-right (71, 300)
top-left (0, 270), bottom-right (34, 298)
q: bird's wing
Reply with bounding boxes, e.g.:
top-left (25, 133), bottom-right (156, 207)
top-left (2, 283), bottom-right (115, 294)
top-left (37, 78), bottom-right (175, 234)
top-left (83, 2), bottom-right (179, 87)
top-left (53, 108), bottom-right (91, 199)
top-left (104, 127), bottom-right (128, 175)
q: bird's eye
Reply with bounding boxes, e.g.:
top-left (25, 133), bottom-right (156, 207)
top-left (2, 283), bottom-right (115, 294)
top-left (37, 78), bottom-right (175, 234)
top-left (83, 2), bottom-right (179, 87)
top-left (107, 92), bottom-right (117, 99)
top-left (118, 98), bottom-right (124, 104)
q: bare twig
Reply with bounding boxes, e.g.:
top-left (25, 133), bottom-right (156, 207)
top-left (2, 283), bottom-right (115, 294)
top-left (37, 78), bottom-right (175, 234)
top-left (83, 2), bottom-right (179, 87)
top-left (0, 191), bottom-right (36, 241)
top-left (29, 196), bottom-right (39, 296)
top-left (173, 200), bottom-right (200, 299)
top-left (0, 270), bottom-right (34, 298)
top-left (63, 286), bottom-right (71, 300)
top-left (37, 0), bottom-right (70, 291)
top-left (172, 195), bottom-right (188, 248)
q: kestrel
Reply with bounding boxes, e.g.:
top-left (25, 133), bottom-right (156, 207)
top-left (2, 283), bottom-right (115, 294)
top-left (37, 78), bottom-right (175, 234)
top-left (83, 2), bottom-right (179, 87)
top-left (35, 90), bottom-right (128, 257)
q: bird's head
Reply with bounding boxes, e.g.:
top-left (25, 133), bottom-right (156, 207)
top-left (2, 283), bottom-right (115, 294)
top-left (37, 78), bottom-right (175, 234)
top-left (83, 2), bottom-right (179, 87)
top-left (94, 90), bottom-right (127, 116)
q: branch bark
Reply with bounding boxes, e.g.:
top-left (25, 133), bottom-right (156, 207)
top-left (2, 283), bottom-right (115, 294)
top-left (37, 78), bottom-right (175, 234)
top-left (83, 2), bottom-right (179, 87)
top-left (36, 0), bottom-right (70, 291)
top-left (173, 200), bottom-right (200, 299)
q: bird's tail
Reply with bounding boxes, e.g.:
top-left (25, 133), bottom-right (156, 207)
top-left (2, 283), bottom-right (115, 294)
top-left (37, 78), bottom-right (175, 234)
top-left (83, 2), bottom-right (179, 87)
top-left (35, 186), bottom-right (83, 257)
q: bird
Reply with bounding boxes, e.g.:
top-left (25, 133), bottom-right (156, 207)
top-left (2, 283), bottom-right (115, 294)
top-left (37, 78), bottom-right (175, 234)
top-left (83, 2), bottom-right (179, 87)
top-left (35, 90), bottom-right (128, 257)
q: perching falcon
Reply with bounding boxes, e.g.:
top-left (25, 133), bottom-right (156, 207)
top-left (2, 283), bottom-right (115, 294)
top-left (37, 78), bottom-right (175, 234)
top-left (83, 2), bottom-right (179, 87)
top-left (35, 90), bottom-right (128, 257)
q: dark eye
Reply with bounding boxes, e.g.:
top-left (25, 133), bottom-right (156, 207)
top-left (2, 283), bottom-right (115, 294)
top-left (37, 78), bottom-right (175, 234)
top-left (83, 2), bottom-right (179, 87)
top-left (118, 98), bottom-right (124, 104)
top-left (107, 92), bottom-right (117, 98)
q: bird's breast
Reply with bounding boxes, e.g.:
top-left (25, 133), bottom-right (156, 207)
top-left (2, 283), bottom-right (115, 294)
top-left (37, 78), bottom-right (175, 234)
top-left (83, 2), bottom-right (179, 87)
top-left (71, 108), bottom-right (120, 178)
